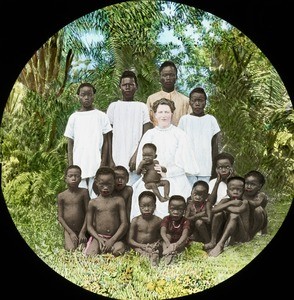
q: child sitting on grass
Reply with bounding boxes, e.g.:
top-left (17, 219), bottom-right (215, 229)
top-left (243, 170), bottom-right (268, 240)
top-left (127, 191), bottom-right (162, 266)
top-left (205, 176), bottom-right (250, 257)
top-left (57, 165), bottom-right (90, 251)
top-left (160, 195), bottom-right (191, 264)
top-left (185, 180), bottom-right (211, 244)
top-left (84, 167), bottom-right (128, 257)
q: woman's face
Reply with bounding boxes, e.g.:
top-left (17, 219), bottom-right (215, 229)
top-left (154, 104), bottom-right (172, 128)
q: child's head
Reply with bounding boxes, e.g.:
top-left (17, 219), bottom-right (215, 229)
top-left (64, 165), bottom-right (82, 187)
top-left (168, 195), bottom-right (186, 220)
top-left (119, 70), bottom-right (138, 101)
top-left (189, 87), bottom-right (207, 116)
top-left (214, 152), bottom-right (234, 180)
top-left (142, 143), bottom-right (157, 164)
top-left (227, 176), bottom-right (245, 200)
top-left (76, 83), bottom-right (96, 110)
top-left (114, 165), bottom-right (129, 191)
top-left (94, 166), bottom-right (116, 197)
top-left (138, 191), bottom-right (157, 218)
top-left (191, 180), bottom-right (209, 203)
top-left (244, 170), bottom-right (265, 197)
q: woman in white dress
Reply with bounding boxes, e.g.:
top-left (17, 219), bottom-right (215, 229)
top-left (130, 98), bottom-right (199, 220)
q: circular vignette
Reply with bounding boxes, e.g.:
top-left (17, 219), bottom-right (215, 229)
top-left (0, 1), bottom-right (293, 300)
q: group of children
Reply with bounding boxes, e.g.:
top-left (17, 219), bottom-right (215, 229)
top-left (59, 61), bottom-right (268, 265)
top-left (57, 152), bottom-right (268, 265)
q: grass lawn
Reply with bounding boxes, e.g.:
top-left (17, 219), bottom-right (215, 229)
top-left (7, 195), bottom-right (292, 300)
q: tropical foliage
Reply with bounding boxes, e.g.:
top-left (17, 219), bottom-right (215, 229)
top-left (0, 1), bottom-right (293, 299)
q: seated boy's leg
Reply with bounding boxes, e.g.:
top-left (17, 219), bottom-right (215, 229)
top-left (64, 231), bottom-right (78, 251)
top-left (203, 212), bottom-right (226, 250)
top-left (84, 237), bottom-right (100, 256)
top-left (112, 240), bottom-right (127, 257)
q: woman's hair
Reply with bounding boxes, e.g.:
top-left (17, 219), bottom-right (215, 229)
top-left (152, 98), bottom-right (176, 113)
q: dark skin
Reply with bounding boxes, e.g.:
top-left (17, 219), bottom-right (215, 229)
top-left (127, 195), bottom-right (162, 266)
top-left (67, 85), bottom-right (108, 167)
top-left (107, 76), bottom-right (153, 170)
top-left (243, 174), bottom-right (268, 238)
top-left (112, 168), bottom-right (133, 224)
top-left (136, 146), bottom-right (170, 202)
top-left (185, 184), bottom-right (211, 243)
top-left (209, 158), bottom-right (234, 206)
top-left (206, 179), bottom-right (250, 257)
top-left (189, 91), bottom-right (221, 165)
top-left (57, 167), bottom-right (90, 251)
top-left (161, 199), bottom-right (190, 257)
top-left (85, 172), bottom-right (128, 256)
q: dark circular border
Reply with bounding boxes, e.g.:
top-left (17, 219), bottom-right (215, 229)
top-left (1, 1), bottom-right (293, 299)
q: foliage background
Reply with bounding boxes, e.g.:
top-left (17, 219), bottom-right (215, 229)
top-left (0, 1), bottom-right (293, 299)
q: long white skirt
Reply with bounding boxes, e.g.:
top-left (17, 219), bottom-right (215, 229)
top-left (130, 174), bottom-right (193, 220)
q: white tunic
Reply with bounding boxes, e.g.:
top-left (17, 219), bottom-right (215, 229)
top-left (64, 109), bottom-right (112, 179)
top-left (130, 124), bottom-right (200, 219)
top-left (107, 100), bottom-right (150, 169)
top-left (208, 178), bottom-right (228, 205)
top-left (178, 114), bottom-right (220, 176)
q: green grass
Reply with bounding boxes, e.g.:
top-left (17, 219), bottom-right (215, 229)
top-left (6, 196), bottom-right (291, 300)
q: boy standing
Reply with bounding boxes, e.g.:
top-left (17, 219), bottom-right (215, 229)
top-left (107, 70), bottom-right (152, 185)
top-left (64, 83), bottom-right (112, 198)
top-left (146, 60), bottom-right (191, 126)
top-left (178, 87), bottom-right (221, 184)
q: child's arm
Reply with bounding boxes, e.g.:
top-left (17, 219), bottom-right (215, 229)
top-left (57, 194), bottom-right (77, 238)
top-left (226, 200), bottom-right (248, 214)
top-left (174, 227), bottom-right (190, 249)
top-left (211, 197), bottom-right (232, 213)
top-left (126, 187), bottom-right (133, 223)
top-left (248, 192), bottom-right (268, 208)
top-left (160, 226), bottom-right (171, 248)
top-left (67, 138), bottom-right (74, 165)
top-left (100, 133), bottom-right (108, 166)
top-left (78, 190), bottom-right (91, 242)
top-left (127, 219), bottom-right (146, 250)
top-left (136, 160), bottom-right (146, 175)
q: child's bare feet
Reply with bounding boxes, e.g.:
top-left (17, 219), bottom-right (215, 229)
top-left (150, 252), bottom-right (159, 266)
top-left (208, 244), bottom-right (223, 257)
top-left (203, 242), bottom-right (216, 251)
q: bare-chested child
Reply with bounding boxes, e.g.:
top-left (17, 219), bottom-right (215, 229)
top-left (113, 165), bottom-right (133, 224)
top-left (92, 165), bottom-right (133, 223)
top-left (243, 170), bottom-right (268, 240)
top-left (160, 195), bottom-right (191, 264)
top-left (84, 166), bottom-right (128, 256)
top-left (206, 176), bottom-right (250, 257)
top-left (127, 191), bottom-right (162, 266)
top-left (136, 143), bottom-right (170, 202)
top-left (185, 180), bottom-right (212, 244)
top-left (57, 165), bottom-right (90, 251)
